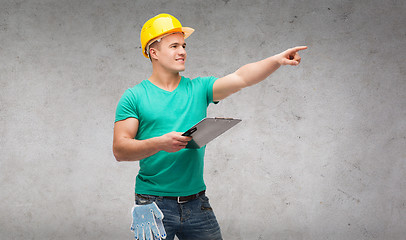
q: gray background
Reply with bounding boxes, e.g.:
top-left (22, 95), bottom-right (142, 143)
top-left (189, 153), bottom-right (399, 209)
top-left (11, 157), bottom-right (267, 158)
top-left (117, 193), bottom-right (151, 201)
top-left (1, 0), bottom-right (405, 239)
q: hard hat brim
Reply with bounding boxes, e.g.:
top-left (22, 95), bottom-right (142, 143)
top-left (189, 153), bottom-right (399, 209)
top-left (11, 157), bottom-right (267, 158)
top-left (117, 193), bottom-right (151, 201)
top-left (182, 27), bottom-right (194, 39)
top-left (143, 27), bottom-right (195, 58)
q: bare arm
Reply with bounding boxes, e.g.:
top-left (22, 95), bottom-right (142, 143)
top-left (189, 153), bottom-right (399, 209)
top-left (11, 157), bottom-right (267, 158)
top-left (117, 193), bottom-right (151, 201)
top-left (113, 118), bottom-right (192, 161)
top-left (213, 46), bottom-right (307, 101)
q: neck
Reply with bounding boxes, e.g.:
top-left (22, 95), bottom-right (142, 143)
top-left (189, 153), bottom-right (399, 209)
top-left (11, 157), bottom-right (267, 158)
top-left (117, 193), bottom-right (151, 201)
top-left (149, 68), bottom-right (181, 92)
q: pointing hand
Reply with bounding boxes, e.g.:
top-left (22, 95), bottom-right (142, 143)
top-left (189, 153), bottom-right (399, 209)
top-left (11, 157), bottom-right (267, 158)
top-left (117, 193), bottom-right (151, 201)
top-left (278, 46), bottom-right (308, 66)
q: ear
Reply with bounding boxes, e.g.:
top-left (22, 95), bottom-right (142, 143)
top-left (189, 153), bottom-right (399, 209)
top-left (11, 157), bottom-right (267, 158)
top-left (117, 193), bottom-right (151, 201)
top-left (149, 48), bottom-right (159, 61)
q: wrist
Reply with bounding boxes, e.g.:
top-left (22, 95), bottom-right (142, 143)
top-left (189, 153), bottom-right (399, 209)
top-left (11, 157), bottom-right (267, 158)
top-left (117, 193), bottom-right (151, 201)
top-left (152, 135), bottom-right (165, 152)
top-left (273, 53), bottom-right (284, 66)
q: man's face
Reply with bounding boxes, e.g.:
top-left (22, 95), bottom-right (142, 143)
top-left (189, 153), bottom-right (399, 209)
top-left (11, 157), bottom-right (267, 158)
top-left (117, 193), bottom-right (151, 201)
top-left (152, 32), bottom-right (187, 73)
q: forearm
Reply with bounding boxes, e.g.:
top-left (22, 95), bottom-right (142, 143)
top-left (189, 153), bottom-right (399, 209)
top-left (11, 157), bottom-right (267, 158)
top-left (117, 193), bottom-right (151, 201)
top-left (213, 46), bottom-right (306, 101)
top-left (213, 55), bottom-right (283, 101)
top-left (113, 130), bottom-right (191, 161)
top-left (113, 136), bottom-right (162, 162)
top-left (235, 54), bottom-right (282, 88)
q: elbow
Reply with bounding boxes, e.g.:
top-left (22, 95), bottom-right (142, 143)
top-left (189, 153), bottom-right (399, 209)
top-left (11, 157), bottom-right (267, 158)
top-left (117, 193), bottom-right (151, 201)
top-left (113, 150), bottom-right (123, 162)
top-left (112, 143), bottom-right (126, 162)
top-left (114, 151), bottom-right (130, 162)
top-left (114, 155), bottom-right (124, 162)
top-left (112, 143), bottom-right (142, 162)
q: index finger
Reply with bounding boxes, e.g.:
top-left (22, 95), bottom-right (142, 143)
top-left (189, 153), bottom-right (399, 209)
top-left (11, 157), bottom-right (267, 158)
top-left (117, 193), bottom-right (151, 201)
top-left (176, 133), bottom-right (193, 142)
top-left (291, 46), bottom-right (308, 52)
top-left (181, 136), bottom-right (193, 142)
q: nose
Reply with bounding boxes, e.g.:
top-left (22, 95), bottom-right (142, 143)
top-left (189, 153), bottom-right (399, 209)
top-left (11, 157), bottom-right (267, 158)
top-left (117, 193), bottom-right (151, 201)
top-left (178, 46), bottom-right (186, 56)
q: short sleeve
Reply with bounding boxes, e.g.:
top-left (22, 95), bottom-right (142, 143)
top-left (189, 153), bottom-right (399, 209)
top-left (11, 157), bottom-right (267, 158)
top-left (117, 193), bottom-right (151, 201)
top-left (202, 76), bottom-right (218, 105)
top-left (115, 89), bottom-right (139, 122)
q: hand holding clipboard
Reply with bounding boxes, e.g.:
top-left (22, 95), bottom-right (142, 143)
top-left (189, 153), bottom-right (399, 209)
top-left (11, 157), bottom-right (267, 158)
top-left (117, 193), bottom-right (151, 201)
top-left (182, 118), bottom-right (242, 149)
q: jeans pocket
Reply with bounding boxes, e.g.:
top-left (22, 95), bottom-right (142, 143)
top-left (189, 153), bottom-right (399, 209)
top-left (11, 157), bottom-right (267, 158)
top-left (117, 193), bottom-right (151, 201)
top-left (199, 195), bottom-right (213, 211)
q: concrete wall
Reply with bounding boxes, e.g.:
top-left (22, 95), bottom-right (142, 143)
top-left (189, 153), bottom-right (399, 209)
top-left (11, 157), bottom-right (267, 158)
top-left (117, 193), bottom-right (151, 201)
top-left (1, 0), bottom-right (405, 239)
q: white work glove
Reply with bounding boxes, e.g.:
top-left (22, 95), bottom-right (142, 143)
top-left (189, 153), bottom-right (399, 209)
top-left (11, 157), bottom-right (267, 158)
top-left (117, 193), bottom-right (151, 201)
top-left (131, 202), bottom-right (167, 240)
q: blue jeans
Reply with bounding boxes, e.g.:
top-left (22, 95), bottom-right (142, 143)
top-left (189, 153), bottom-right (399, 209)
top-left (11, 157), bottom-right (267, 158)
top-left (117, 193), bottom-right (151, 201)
top-left (135, 193), bottom-right (223, 240)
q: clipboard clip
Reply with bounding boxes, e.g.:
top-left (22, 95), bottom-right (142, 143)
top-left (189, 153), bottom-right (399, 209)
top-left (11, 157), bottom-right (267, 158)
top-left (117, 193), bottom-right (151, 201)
top-left (214, 117), bottom-right (234, 122)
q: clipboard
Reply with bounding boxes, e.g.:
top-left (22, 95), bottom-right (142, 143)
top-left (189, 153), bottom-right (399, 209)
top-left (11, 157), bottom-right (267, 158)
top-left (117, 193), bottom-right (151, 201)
top-left (182, 117), bottom-right (242, 149)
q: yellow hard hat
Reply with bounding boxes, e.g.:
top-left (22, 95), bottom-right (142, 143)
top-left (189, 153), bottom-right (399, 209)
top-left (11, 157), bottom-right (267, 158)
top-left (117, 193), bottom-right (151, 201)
top-left (140, 13), bottom-right (194, 58)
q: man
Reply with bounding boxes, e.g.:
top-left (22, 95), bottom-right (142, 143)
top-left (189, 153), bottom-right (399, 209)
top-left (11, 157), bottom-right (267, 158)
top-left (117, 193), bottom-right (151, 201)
top-left (113, 13), bottom-right (307, 240)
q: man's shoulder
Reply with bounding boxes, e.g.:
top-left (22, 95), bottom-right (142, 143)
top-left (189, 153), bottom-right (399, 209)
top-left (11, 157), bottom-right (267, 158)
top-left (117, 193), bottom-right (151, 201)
top-left (183, 76), bottom-right (213, 80)
top-left (130, 79), bottom-right (148, 89)
top-left (125, 80), bottom-right (149, 93)
top-left (183, 76), bottom-right (218, 84)
top-left (119, 80), bottom-right (148, 100)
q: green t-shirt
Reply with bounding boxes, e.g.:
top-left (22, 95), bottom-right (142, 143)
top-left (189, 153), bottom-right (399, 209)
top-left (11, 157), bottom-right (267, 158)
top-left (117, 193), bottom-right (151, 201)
top-left (115, 76), bottom-right (218, 196)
